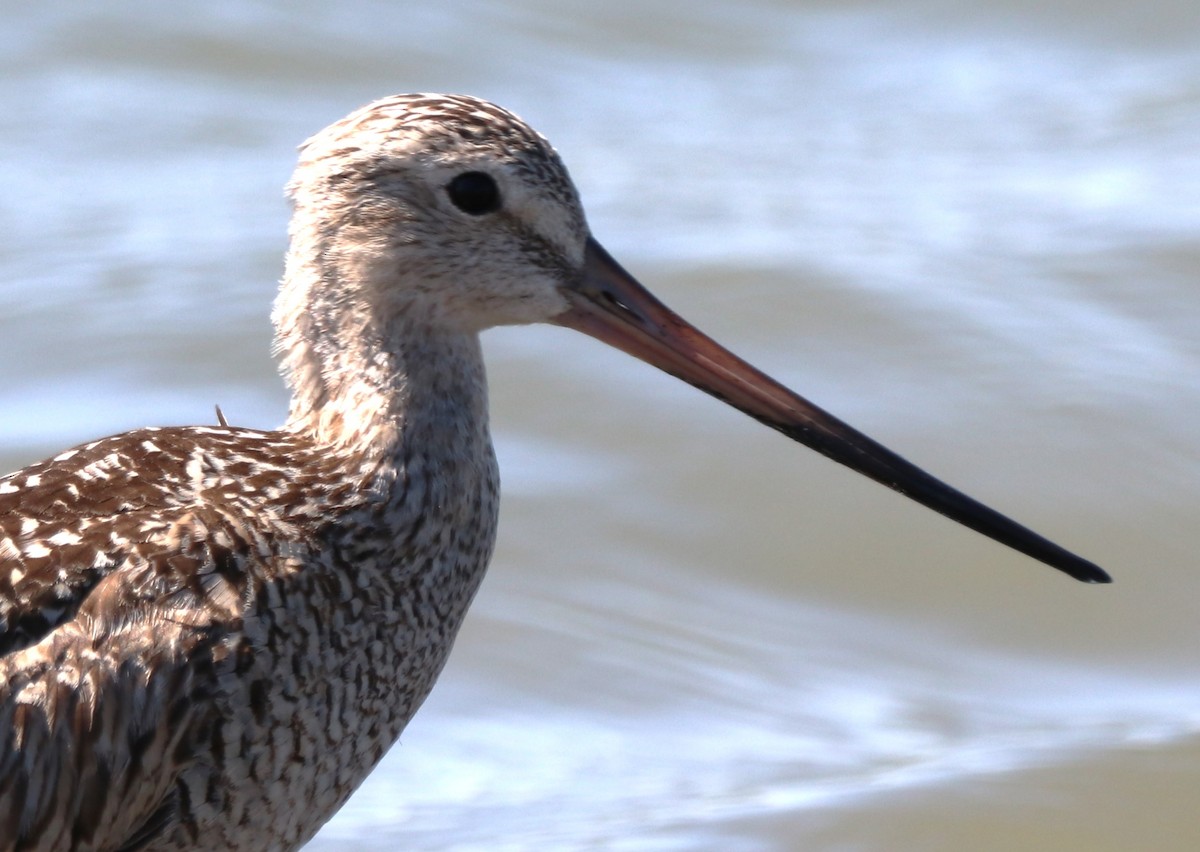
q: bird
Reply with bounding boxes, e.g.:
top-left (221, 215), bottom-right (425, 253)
top-left (0, 93), bottom-right (1109, 851)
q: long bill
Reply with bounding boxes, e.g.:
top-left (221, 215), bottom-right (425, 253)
top-left (555, 237), bottom-right (1110, 584)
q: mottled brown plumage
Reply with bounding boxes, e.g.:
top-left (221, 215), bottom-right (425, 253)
top-left (0, 92), bottom-right (1107, 852)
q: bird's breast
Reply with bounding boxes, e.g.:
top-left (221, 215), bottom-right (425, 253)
top-left (176, 439), bottom-right (501, 848)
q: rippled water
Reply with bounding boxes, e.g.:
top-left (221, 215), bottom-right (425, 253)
top-left (2, 2), bottom-right (1199, 849)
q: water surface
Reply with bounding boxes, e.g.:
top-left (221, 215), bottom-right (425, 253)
top-left (2, 2), bottom-right (1198, 849)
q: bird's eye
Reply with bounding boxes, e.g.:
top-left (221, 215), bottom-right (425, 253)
top-left (446, 171), bottom-right (501, 216)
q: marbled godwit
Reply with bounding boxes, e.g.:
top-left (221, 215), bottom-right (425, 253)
top-left (0, 93), bottom-right (1109, 851)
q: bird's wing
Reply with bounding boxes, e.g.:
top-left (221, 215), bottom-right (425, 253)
top-left (0, 426), bottom-right (302, 848)
top-left (0, 529), bottom-right (245, 851)
top-left (0, 429), bottom-right (181, 654)
top-left (0, 426), bottom-right (283, 655)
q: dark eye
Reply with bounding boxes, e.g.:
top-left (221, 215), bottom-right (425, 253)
top-left (446, 171), bottom-right (501, 215)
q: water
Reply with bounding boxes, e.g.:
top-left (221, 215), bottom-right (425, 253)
top-left (2, 2), bottom-right (1199, 849)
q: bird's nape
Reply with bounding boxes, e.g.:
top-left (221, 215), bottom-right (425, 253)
top-left (555, 238), bottom-right (1110, 584)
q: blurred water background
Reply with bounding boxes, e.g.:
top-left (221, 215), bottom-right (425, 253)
top-left (2, 2), bottom-right (1199, 849)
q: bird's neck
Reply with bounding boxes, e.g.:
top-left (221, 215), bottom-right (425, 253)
top-left (273, 255), bottom-right (492, 477)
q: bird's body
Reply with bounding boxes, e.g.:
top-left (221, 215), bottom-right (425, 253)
top-left (0, 93), bottom-right (1107, 850)
top-left (0, 360), bottom-right (497, 847)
